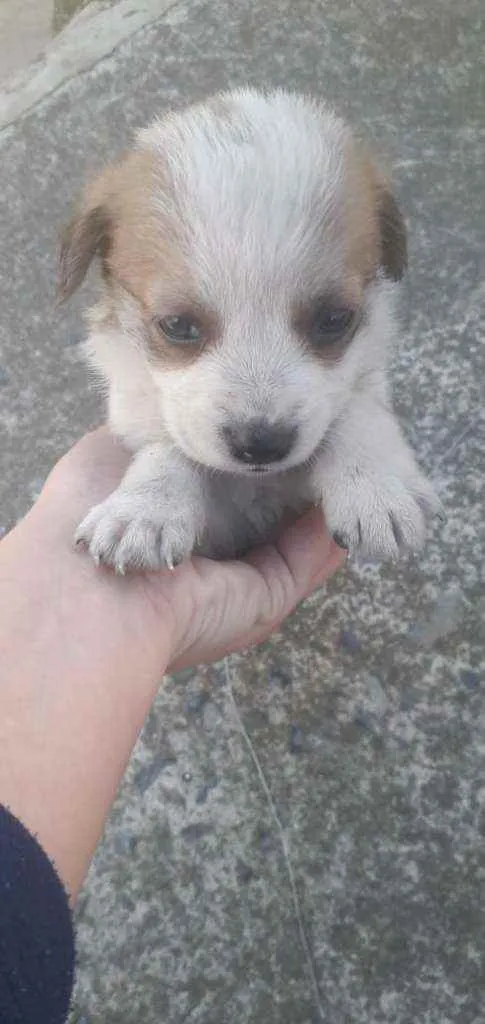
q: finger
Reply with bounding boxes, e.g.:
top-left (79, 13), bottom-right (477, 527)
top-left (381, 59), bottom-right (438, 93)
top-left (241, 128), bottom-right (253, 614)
top-left (244, 507), bottom-right (344, 620)
top-left (164, 513), bottom-right (345, 671)
top-left (276, 506), bottom-right (343, 588)
top-left (171, 526), bottom-right (343, 669)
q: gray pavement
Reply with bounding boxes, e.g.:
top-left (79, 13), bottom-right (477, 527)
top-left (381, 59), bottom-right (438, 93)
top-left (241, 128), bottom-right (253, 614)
top-left (0, 1), bottom-right (484, 1022)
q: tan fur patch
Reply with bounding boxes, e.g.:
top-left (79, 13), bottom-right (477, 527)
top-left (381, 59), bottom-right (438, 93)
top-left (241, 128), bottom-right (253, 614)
top-left (60, 147), bottom-right (212, 366)
top-left (59, 147), bottom-right (196, 306)
top-left (95, 151), bottom-right (192, 305)
top-left (343, 139), bottom-right (407, 284)
top-left (341, 140), bottom-right (381, 287)
top-left (342, 140), bottom-right (407, 284)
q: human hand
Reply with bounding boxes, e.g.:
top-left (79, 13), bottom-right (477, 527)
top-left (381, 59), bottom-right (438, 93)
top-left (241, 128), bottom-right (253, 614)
top-left (1, 428), bottom-right (344, 896)
top-left (37, 428), bottom-right (345, 671)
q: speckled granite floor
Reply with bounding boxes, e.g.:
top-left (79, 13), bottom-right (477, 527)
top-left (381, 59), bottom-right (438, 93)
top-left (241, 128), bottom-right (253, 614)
top-left (0, 1), bottom-right (484, 1022)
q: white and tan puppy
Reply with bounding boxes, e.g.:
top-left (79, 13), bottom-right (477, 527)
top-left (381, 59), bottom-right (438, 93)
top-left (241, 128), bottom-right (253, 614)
top-left (59, 88), bottom-right (440, 571)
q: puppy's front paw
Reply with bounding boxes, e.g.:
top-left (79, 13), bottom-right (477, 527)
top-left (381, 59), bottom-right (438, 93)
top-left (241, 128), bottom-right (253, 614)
top-left (75, 490), bottom-right (199, 573)
top-left (324, 467), bottom-right (441, 560)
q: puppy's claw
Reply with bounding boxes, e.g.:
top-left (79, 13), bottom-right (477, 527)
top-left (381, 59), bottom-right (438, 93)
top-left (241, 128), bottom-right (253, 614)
top-left (389, 513), bottom-right (404, 549)
top-left (75, 490), bottom-right (198, 574)
top-left (332, 531), bottom-right (350, 552)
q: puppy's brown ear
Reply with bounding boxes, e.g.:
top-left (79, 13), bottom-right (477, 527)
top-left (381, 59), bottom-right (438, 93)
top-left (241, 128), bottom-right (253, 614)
top-left (57, 203), bottom-right (111, 303)
top-left (375, 182), bottom-right (407, 282)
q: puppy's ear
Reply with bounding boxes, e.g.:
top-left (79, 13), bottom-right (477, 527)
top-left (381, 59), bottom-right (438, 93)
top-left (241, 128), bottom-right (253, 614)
top-left (346, 143), bottom-right (408, 284)
top-left (57, 203), bottom-right (112, 303)
top-left (57, 163), bottom-right (121, 303)
top-left (375, 181), bottom-right (407, 282)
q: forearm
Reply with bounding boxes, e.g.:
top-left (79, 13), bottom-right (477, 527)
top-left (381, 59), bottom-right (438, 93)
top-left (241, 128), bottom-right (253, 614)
top-left (0, 502), bottom-right (173, 901)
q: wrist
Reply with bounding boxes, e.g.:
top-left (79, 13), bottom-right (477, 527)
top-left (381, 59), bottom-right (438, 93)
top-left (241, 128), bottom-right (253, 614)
top-left (0, 493), bottom-right (178, 899)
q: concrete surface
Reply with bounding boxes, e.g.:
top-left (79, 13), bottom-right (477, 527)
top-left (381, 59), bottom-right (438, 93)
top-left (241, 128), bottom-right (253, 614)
top-left (0, 1), bottom-right (484, 1022)
top-left (0, 0), bottom-right (170, 129)
top-left (53, 0), bottom-right (102, 33)
top-left (0, 0), bottom-right (53, 86)
top-left (0, 0), bottom-right (119, 89)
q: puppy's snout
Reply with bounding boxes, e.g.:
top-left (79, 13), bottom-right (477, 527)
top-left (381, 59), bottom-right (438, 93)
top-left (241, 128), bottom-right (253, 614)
top-left (223, 419), bottom-right (297, 466)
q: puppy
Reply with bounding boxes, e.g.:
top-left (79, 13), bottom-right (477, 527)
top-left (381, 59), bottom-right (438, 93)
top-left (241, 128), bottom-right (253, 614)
top-left (59, 88), bottom-right (440, 571)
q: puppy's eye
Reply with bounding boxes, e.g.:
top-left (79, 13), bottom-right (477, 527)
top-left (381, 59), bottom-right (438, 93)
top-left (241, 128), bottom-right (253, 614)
top-left (310, 307), bottom-right (355, 344)
top-left (155, 315), bottom-right (203, 345)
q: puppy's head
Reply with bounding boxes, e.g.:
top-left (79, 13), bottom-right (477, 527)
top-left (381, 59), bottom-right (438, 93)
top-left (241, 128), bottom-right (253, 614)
top-left (59, 89), bottom-right (407, 474)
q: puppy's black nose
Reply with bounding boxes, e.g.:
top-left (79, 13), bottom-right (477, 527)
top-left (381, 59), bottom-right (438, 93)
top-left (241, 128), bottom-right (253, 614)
top-left (223, 419), bottom-right (297, 465)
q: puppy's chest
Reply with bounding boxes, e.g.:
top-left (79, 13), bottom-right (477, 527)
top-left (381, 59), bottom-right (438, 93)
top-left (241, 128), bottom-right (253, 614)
top-left (197, 467), bottom-right (315, 558)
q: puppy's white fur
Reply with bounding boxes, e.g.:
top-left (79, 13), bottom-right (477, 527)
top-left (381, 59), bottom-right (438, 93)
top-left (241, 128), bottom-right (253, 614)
top-left (59, 88), bottom-right (439, 571)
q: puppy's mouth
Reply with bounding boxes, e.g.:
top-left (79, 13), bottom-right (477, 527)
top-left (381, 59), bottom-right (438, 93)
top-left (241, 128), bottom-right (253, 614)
top-left (230, 459), bottom-right (289, 478)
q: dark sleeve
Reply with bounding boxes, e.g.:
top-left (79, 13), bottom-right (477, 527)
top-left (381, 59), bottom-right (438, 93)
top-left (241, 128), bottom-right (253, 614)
top-left (0, 805), bottom-right (75, 1024)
